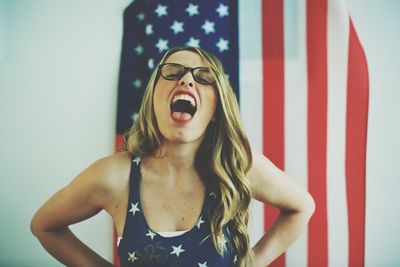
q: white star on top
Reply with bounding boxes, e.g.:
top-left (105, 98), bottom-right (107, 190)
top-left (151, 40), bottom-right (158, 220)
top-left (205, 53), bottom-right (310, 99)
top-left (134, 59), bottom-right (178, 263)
top-left (209, 192), bottom-right (217, 198)
top-left (137, 12), bottom-right (145, 21)
top-left (186, 3), bottom-right (199, 16)
top-left (170, 20), bottom-right (184, 34)
top-left (216, 3), bottom-right (229, 17)
top-left (128, 251), bottom-right (138, 262)
top-left (170, 244), bottom-right (185, 257)
top-left (156, 38), bottom-right (169, 53)
top-left (146, 24), bottom-right (153, 35)
top-left (133, 79), bottom-right (142, 88)
top-left (134, 44), bottom-right (143, 55)
top-left (146, 229), bottom-right (156, 240)
top-left (196, 216), bottom-right (205, 229)
top-left (201, 20), bottom-right (215, 34)
top-left (198, 261), bottom-right (208, 267)
top-left (155, 4), bottom-right (168, 17)
top-left (129, 202), bottom-right (140, 216)
top-left (148, 58), bottom-right (155, 69)
top-left (186, 37), bottom-right (200, 47)
top-left (133, 156), bottom-right (141, 165)
top-left (216, 38), bottom-right (229, 52)
top-left (218, 236), bottom-right (228, 252)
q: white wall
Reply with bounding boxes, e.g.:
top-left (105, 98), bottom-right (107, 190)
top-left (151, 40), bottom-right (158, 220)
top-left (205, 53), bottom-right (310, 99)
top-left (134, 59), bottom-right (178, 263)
top-left (347, 0), bottom-right (400, 266)
top-left (0, 0), bottom-right (130, 266)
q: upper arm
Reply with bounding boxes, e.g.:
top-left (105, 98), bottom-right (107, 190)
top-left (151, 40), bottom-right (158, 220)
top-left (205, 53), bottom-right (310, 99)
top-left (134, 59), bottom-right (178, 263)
top-left (31, 154), bottom-right (126, 233)
top-left (248, 152), bottom-right (315, 213)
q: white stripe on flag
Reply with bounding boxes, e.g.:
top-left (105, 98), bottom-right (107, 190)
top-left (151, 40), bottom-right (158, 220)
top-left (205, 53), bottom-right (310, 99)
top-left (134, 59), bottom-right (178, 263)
top-left (238, 0), bottom-right (265, 247)
top-left (327, 0), bottom-right (350, 266)
top-left (283, 0), bottom-right (308, 266)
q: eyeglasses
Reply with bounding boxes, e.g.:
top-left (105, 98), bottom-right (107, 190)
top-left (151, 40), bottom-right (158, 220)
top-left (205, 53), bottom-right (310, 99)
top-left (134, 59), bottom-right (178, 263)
top-left (158, 63), bottom-right (215, 85)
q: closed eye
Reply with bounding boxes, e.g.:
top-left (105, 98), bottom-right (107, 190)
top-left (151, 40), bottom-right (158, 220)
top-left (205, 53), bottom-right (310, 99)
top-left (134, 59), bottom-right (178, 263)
top-left (164, 73), bottom-right (183, 80)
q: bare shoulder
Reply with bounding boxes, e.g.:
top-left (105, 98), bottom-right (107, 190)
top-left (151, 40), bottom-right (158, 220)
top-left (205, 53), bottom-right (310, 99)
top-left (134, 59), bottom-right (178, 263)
top-left (248, 151), bottom-right (314, 213)
top-left (30, 152), bottom-right (133, 232)
top-left (89, 151), bottom-right (132, 195)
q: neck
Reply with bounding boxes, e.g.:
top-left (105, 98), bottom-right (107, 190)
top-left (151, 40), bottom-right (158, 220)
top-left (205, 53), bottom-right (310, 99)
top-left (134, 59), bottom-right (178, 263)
top-left (142, 140), bottom-right (201, 182)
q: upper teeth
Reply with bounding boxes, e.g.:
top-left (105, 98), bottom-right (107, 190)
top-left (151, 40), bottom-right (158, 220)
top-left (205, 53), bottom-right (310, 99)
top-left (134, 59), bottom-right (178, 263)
top-left (172, 94), bottom-right (196, 107)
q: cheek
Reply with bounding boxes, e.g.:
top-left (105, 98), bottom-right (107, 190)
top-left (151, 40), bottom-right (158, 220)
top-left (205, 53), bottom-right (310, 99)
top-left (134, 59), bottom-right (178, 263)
top-left (206, 90), bottom-right (218, 115)
top-left (153, 82), bottom-right (171, 113)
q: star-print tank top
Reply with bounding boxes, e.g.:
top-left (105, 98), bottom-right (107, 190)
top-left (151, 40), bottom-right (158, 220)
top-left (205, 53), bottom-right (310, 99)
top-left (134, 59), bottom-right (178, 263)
top-left (117, 156), bottom-right (237, 267)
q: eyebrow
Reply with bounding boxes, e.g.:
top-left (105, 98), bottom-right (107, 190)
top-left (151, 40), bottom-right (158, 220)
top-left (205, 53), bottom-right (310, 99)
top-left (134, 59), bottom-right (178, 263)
top-left (164, 62), bottom-right (209, 69)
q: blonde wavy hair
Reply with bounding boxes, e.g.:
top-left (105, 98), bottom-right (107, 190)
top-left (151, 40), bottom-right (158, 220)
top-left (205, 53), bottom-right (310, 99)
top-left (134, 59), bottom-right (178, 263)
top-left (123, 47), bottom-right (254, 266)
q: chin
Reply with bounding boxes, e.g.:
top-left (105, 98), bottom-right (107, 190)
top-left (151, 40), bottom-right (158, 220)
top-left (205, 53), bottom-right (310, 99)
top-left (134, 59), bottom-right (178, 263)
top-left (163, 130), bottom-right (205, 145)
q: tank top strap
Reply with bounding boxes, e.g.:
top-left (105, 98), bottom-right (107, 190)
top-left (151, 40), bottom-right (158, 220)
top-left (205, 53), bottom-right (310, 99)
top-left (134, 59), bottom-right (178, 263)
top-left (128, 155), bottom-right (142, 204)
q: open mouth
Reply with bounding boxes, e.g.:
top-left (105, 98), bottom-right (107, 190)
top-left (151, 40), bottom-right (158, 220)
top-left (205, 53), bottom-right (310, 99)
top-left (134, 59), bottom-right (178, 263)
top-left (170, 94), bottom-right (197, 120)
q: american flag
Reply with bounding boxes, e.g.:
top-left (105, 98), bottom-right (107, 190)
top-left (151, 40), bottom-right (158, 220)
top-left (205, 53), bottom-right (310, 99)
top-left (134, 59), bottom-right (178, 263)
top-left (115, 0), bottom-right (238, 135)
top-left (114, 1), bottom-right (369, 267)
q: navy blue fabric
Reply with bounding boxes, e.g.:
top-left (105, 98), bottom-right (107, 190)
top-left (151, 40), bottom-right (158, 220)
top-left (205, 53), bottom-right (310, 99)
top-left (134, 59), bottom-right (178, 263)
top-left (117, 157), bottom-right (236, 267)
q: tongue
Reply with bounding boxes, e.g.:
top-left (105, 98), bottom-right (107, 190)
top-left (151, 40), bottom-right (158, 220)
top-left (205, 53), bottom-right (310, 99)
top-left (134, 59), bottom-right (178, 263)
top-left (172, 112), bottom-right (192, 121)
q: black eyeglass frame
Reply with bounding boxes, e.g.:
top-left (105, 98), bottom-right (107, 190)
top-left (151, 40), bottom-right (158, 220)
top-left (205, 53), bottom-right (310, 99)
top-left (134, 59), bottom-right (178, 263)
top-left (157, 63), bottom-right (216, 85)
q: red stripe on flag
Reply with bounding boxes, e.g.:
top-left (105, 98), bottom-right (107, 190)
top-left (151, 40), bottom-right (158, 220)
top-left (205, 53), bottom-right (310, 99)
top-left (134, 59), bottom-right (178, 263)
top-left (262, 0), bottom-right (285, 266)
top-left (346, 19), bottom-right (369, 267)
top-left (113, 134), bottom-right (124, 267)
top-left (306, 0), bottom-right (328, 266)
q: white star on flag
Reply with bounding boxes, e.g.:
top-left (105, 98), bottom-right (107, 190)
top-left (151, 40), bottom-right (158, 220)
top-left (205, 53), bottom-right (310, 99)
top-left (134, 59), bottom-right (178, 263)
top-left (201, 20), bottom-right (215, 34)
top-left (133, 79), bottom-right (142, 88)
top-left (128, 251), bottom-right (138, 262)
top-left (186, 37), bottom-right (200, 47)
top-left (129, 202), bottom-right (140, 216)
top-left (146, 229), bottom-right (156, 240)
top-left (170, 244), bottom-right (185, 257)
top-left (117, 236), bottom-right (123, 247)
top-left (155, 4), bottom-right (168, 17)
top-left (185, 3), bottom-right (199, 16)
top-left (148, 58), bottom-right (155, 69)
top-left (233, 255), bottom-right (238, 263)
top-left (134, 44), bottom-right (143, 55)
top-left (156, 38), bottom-right (169, 53)
top-left (198, 261), bottom-right (208, 267)
top-left (216, 38), bottom-right (229, 52)
top-left (131, 112), bottom-right (139, 122)
top-left (137, 12), bottom-right (145, 21)
top-left (170, 20), bottom-right (184, 34)
top-left (196, 216), bottom-right (205, 229)
top-left (145, 24), bottom-right (153, 35)
top-left (216, 4), bottom-right (229, 17)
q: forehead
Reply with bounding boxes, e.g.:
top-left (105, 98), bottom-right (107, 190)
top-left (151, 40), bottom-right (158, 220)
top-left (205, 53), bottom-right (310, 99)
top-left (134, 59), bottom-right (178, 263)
top-left (164, 50), bottom-right (207, 68)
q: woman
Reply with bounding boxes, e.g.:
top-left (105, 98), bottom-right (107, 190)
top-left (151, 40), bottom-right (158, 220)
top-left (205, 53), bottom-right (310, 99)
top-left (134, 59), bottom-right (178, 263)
top-left (31, 47), bottom-right (315, 267)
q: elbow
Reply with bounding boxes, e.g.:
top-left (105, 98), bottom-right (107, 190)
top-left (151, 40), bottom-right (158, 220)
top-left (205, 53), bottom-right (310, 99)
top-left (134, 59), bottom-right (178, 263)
top-left (30, 211), bottom-right (48, 238)
top-left (30, 213), bottom-right (41, 237)
top-left (303, 192), bottom-right (316, 221)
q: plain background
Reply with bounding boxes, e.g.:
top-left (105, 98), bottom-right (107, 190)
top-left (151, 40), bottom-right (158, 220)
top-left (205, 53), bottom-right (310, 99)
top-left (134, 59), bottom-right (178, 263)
top-left (0, 0), bottom-right (399, 266)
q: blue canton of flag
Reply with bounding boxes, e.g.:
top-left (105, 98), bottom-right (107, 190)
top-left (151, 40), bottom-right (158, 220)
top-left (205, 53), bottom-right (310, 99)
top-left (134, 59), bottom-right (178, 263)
top-left (116, 0), bottom-right (239, 134)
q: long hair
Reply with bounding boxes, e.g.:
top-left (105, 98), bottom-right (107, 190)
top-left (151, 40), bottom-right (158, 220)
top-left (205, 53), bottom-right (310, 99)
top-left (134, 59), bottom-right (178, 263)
top-left (123, 47), bottom-right (254, 266)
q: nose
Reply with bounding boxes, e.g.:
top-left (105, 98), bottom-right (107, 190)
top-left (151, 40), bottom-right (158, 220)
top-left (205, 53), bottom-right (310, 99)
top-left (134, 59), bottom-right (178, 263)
top-left (179, 71), bottom-right (194, 88)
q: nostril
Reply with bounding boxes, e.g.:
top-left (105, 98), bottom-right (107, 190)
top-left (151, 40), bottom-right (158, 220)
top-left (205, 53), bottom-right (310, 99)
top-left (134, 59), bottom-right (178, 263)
top-left (188, 82), bottom-right (194, 87)
top-left (180, 81), bottom-right (185, 86)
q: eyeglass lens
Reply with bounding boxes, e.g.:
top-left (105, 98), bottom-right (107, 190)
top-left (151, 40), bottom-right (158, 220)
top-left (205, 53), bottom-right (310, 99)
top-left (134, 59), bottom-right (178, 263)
top-left (160, 64), bottom-right (215, 85)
